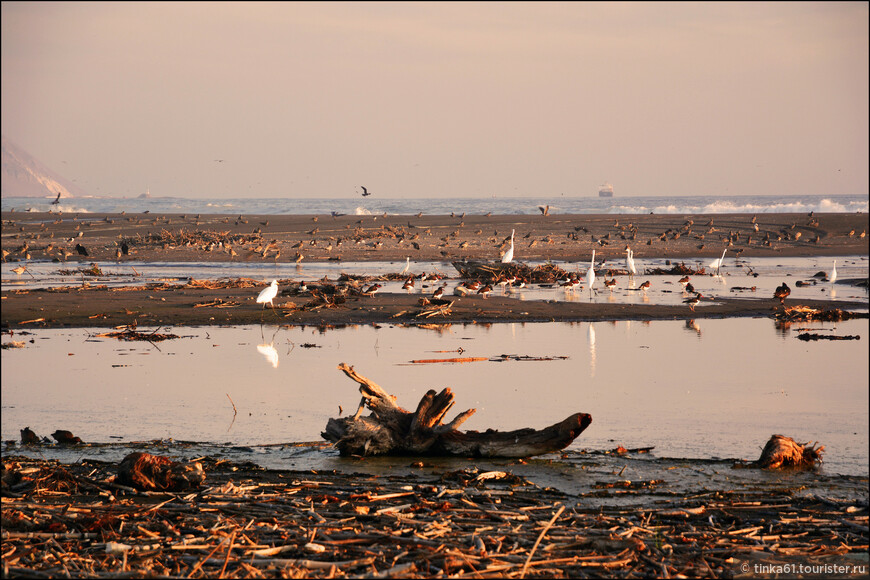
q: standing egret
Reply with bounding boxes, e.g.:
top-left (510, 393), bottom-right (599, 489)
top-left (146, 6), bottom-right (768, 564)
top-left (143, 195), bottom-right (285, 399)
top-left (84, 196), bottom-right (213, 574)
top-left (256, 280), bottom-right (279, 309)
top-left (625, 246), bottom-right (637, 277)
top-left (501, 229), bottom-right (515, 263)
top-left (709, 248), bottom-right (727, 275)
top-left (399, 257), bottom-right (410, 276)
top-left (585, 250), bottom-right (596, 292)
top-left (830, 260), bottom-right (837, 284)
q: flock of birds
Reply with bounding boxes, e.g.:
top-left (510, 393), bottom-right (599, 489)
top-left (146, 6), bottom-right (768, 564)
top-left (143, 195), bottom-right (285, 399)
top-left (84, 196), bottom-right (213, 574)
top-left (250, 240), bottom-right (840, 313)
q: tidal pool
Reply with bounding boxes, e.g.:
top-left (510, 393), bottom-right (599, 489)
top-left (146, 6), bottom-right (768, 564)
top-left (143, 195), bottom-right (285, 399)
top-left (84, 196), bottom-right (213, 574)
top-left (2, 318), bottom-right (867, 479)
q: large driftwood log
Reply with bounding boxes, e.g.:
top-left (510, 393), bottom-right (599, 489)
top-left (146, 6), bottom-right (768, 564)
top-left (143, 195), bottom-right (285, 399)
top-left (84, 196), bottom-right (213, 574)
top-left (321, 363), bottom-right (592, 457)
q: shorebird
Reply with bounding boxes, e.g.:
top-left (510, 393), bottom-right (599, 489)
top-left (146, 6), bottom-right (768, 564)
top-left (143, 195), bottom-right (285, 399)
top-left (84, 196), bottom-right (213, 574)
top-left (830, 260), bottom-right (837, 284)
top-left (585, 250), bottom-right (596, 292)
top-left (773, 282), bottom-right (791, 304)
top-left (477, 284), bottom-right (493, 299)
top-left (625, 246), bottom-right (637, 277)
top-left (709, 248), bottom-right (727, 275)
top-left (678, 276), bottom-right (690, 288)
top-left (75, 243), bottom-right (89, 256)
top-left (362, 283), bottom-right (382, 296)
top-left (683, 293), bottom-right (702, 312)
top-left (639, 280), bottom-right (651, 292)
top-left (256, 280), bottom-right (279, 309)
top-left (685, 282), bottom-right (695, 294)
top-left (402, 277), bottom-right (415, 291)
top-left (432, 285), bottom-right (446, 300)
top-left (603, 278), bottom-right (617, 291)
top-left (500, 229), bottom-right (515, 263)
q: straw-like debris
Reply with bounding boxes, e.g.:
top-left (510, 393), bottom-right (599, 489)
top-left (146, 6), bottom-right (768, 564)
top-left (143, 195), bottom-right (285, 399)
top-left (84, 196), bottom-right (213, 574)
top-left (1, 455), bottom-right (866, 578)
top-left (773, 305), bottom-right (868, 322)
top-left (322, 363), bottom-right (592, 457)
top-left (453, 260), bottom-right (569, 284)
top-left (95, 327), bottom-right (181, 342)
top-left (644, 262), bottom-right (705, 276)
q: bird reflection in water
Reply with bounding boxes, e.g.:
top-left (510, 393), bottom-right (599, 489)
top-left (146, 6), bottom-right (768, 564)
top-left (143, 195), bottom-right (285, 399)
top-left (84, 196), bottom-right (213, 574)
top-left (257, 326), bottom-right (281, 368)
top-left (587, 322), bottom-right (596, 378)
top-left (684, 319), bottom-right (702, 337)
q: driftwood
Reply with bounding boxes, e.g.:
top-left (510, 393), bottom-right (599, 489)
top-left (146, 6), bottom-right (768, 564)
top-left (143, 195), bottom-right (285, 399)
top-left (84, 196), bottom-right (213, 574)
top-left (321, 363), bottom-right (592, 457)
top-left (755, 435), bottom-right (825, 469)
top-left (117, 452), bottom-right (205, 491)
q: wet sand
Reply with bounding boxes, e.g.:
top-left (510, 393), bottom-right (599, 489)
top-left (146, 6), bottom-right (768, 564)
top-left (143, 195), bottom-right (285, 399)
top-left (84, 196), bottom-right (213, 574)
top-left (2, 211), bottom-right (868, 328)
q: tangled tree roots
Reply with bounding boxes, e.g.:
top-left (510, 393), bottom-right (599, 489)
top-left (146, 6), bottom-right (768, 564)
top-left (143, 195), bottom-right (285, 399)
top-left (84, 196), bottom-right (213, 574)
top-left (117, 452), bottom-right (205, 491)
top-left (755, 435), bottom-right (824, 469)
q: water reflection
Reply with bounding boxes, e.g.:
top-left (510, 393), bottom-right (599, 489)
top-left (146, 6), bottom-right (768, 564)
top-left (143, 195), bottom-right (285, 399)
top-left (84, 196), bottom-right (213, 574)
top-left (257, 343), bottom-right (279, 368)
top-left (684, 319), bottom-right (702, 337)
top-left (1, 318), bottom-right (867, 476)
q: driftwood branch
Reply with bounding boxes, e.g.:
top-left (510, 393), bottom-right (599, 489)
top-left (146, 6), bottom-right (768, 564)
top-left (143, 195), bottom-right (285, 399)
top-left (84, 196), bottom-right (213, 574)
top-left (323, 363), bottom-right (592, 457)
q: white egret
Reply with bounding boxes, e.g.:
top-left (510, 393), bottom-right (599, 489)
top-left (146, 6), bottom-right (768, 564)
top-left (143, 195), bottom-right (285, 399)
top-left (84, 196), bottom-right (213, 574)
top-left (256, 280), bottom-right (279, 309)
top-left (625, 246), bottom-right (637, 276)
top-left (830, 260), bottom-right (837, 284)
top-left (709, 249), bottom-right (727, 275)
top-left (585, 250), bottom-right (596, 291)
top-left (501, 229), bottom-right (515, 263)
top-left (399, 257), bottom-right (410, 276)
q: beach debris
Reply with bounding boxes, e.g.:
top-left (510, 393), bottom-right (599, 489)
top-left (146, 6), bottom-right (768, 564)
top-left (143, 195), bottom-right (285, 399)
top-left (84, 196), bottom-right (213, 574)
top-left (797, 333), bottom-right (860, 341)
top-left (1, 341), bottom-right (27, 349)
top-left (52, 430), bottom-right (83, 445)
top-left (415, 297), bottom-right (454, 318)
top-left (453, 260), bottom-right (569, 284)
top-left (20, 427), bottom-right (40, 445)
top-left (322, 363), bottom-right (592, 457)
top-left (644, 262), bottom-right (705, 275)
top-left (193, 298), bottom-right (241, 308)
top-left (754, 435), bottom-right (825, 469)
top-left (96, 326), bottom-right (181, 342)
top-left (773, 305), bottom-right (867, 322)
top-left (117, 452), bottom-right (205, 491)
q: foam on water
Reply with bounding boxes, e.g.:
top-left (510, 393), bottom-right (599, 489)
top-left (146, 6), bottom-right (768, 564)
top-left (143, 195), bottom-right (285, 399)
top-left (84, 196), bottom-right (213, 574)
top-left (3, 194), bottom-right (867, 216)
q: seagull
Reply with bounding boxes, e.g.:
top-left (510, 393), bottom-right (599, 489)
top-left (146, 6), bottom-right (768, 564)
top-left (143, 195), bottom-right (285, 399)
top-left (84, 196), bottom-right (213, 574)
top-left (500, 229), bottom-right (515, 263)
top-left (361, 186), bottom-right (372, 197)
top-left (51, 192), bottom-right (61, 205)
top-left (256, 280), bottom-right (279, 309)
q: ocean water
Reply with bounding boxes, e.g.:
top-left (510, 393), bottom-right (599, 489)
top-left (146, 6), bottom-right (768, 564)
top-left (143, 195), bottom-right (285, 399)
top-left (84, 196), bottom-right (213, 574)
top-left (2, 193), bottom-right (867, 216)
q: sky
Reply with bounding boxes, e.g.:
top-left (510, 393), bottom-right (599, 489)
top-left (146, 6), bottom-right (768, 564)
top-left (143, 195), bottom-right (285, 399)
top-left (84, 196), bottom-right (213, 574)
top-left (1, 1), bottom-right (868, 200)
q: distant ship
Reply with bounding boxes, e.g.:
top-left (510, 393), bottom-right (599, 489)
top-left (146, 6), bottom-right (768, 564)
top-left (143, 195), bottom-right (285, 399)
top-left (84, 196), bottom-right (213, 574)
top-left (598, 182), bottom-right (614, 197)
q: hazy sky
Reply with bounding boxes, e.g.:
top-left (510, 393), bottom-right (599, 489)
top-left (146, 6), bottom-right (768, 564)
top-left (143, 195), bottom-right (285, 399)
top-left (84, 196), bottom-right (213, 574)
top-left (2, 1), bottom-right (867, 199)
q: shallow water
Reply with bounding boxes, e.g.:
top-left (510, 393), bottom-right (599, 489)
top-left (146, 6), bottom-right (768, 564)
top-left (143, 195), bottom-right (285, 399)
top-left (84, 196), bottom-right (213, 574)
top-left (2, 255), bottom-right (867, 308)
top-left (2, 318), bottom-right (867, 479)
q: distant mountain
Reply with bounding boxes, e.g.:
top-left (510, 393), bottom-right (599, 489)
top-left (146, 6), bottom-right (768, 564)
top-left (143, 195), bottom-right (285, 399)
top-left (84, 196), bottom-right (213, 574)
top-left (1, 135), bottom-right (87, 198)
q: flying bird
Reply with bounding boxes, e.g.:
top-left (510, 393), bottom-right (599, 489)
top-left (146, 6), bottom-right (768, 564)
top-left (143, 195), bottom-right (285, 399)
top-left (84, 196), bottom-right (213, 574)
top-left (51, 192), bottom-right (61, 205)
top-left (361, 186), bottom-right (372, 197)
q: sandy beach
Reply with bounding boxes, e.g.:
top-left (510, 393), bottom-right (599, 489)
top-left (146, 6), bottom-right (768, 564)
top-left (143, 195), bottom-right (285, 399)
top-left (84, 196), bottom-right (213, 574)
top-left (2, 211), bottom-right (868, 328)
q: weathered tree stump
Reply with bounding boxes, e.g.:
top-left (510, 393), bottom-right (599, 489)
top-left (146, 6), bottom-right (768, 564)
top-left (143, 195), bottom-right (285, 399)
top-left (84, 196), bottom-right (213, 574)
top-left (321, 363), bottom-right (592, 457)
top-left (117, 452), bottom-right (205, 491)
top-left (755, 435), bottom-right (824, 469)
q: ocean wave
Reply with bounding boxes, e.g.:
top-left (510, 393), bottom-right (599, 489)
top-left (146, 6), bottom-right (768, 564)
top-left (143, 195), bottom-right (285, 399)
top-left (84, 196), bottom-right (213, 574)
top-left (354, 206), bottom-right (372, 215)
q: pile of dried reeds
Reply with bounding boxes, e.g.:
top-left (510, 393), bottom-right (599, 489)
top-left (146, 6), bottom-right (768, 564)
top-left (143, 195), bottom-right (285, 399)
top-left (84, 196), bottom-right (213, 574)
top-left (2, 455), bottom-right (866, 578)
